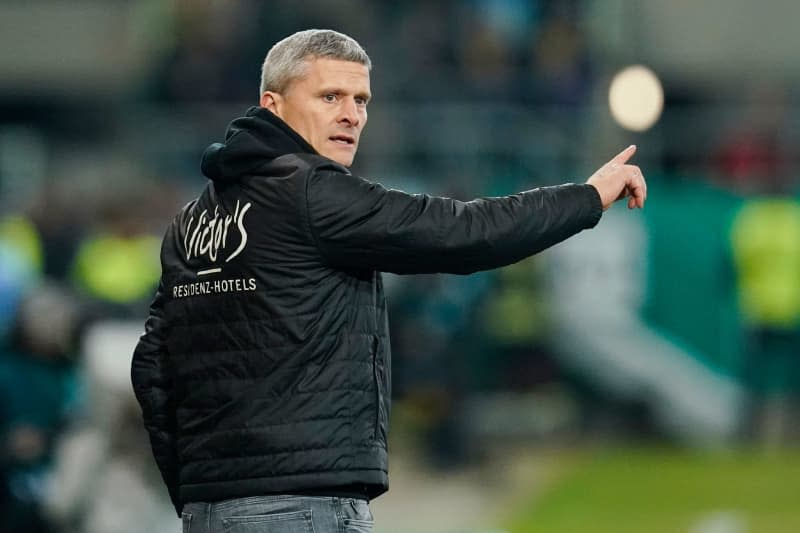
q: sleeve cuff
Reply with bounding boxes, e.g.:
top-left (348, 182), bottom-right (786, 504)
top-left (581, 183), bottom-right (604, 228)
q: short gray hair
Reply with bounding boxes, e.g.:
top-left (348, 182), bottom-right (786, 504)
top-left (260, 29), bottom-right (371, 96)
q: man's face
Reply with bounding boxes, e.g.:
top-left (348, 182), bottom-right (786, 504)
top-left (261, 58), bottom-right (371, 167)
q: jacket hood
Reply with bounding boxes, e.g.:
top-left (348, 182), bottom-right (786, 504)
top-left (201, 106), bottom-right (317, 182)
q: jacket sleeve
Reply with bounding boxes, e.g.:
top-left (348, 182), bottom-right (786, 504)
top-left (131, 280), bottom-right (182, 517)
top-left (305, 169), bottom-right (603, 274)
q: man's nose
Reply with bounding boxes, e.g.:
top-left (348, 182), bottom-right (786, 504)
top-left (338, 98), bottom-right (359, 127)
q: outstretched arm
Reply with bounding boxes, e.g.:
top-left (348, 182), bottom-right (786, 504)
top-left (305, 145), bottom-right (646, 275)
top-left (306, 170), bottom-right (603, 275)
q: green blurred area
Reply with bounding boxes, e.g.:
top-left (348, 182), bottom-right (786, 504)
top-left (643, 177), bottom-right (744, 377)
top-left (505, 447), bottom-right (800, 533)
top-left (643, 177), bottom-right (800, 392)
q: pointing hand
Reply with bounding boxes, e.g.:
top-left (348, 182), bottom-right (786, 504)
top-left (586, 145), bottom-right (647, 211)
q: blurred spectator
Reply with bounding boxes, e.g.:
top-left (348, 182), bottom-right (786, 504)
top-left (0, 215), bottom-right (42, 274)
top-left (481, 257), bottom-right (555, 390)
top-left (730, 196), bottom-right (800, 445)
top-left (0, 213), bottom-right (42, 336)
top-left (27, 188), bottom-right (86, 282)
top-left (70, 198), bottom-right (161, 318)
top-left (0, 284), bottom-right (82, 533)
top-left (45, 323), bottom-right (176, 533)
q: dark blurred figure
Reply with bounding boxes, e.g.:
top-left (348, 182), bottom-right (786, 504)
top-left (0, 284), bottom-right (82, 533)
top-left (389, 270), bottom-right (490, 469)
top-left (26, 189), bottom-right (86, 283)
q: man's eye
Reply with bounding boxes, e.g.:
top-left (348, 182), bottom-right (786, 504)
top-left (355, 97), bottom-right (367, 105)
top-left (323, 94), bottom-right (337, 102)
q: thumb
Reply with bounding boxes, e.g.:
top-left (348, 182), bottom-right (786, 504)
top-left (612, 144), bottom-right (637, 164)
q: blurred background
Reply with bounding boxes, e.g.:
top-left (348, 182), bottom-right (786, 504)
top-left (1, 0), bottom-right (799, 532)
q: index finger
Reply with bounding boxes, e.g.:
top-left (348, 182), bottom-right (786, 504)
top-left (631, 176), bottom-right (646, 208)
top-left (612, 144), bottom-right (637, 164)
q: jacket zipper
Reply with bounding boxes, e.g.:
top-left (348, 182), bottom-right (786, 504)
top-left (371, 334), bottom-right (380, 440)
top-left (371, 271), bottom-right (380, 440)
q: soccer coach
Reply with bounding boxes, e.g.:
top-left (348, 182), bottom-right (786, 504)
top-left (131, 29), bottom-right (646, 532)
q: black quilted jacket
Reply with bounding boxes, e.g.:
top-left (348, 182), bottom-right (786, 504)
top-left (130, 106), bottom-right (603, 516)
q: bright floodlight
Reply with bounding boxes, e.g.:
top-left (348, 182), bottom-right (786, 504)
top-left (608, 65), bottom-right (664, 132)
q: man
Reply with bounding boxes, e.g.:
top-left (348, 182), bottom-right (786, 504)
top-left (131, 29), bottom-right (646, 532)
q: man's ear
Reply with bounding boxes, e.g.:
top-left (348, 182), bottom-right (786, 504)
top-left (260, 91), bottom-right (281, 116)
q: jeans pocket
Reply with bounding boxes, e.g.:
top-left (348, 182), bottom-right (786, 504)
top-left (181, 512), bottom-right (192, 533)
top-left (342, 499), bottom-right (373, 532)
top-left (343, 518), bottom-right (373, 533)
top-left (222, 510), bottom-right (314, 533)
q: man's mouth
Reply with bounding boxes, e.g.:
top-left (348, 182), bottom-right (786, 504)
top-left (329, 134), bottom-right (355, 146)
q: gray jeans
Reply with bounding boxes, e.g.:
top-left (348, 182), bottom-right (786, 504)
top-left (182, 495), bottom-right (374, 533)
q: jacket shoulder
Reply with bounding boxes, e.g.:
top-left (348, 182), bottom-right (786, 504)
top-left (290, 153), bottom-right (352, 176)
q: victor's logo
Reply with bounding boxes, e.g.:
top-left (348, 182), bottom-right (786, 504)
top-left (184, 200), bottom-right (251, 264)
